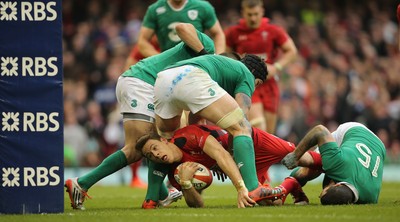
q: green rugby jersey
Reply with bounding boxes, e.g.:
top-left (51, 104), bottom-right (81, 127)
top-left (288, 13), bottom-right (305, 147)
top-left (122, 30), bottom-right (214, 86)
top-left (142, 0), bottom-right (218, 51)
top-left (168, 55), bottom-right (255, 98)
top-left (320, 126), bottom-right (386, 204)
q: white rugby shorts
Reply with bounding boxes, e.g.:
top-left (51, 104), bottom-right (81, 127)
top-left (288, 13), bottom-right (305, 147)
top-left (116, 76), bottom-right (155, 122)
top-left (154, 65), bottom-right (227, 119)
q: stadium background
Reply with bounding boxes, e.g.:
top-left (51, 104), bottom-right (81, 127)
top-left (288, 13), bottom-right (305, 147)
top-left (62, 0), bottom-right (400, 183)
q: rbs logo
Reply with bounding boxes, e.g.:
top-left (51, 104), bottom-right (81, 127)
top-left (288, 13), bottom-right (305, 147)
top-left (0, 57), bottom-right (58, 77)
top-left (0, 1), bottom-right (57, 21)
top-left (2, 166), bottom-right (60, 187)
top-left (1, 112), bottom-right (60, 132)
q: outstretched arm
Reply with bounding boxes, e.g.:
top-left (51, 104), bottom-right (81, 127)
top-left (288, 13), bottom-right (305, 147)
top-left (137, 26), bottom-right (159, 57)
top-left (267, 37), bottom-right (297, 79)
top-left (207, 21), bottom-right (226, 54)
top-left (175, 23), bottom-right (209, 54)
top-left (282, 125), bottom-right (335, 169)
top-left (203, 135), bottom-right (255, 208)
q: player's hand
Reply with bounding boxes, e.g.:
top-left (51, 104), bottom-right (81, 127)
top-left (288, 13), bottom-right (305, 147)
top-left (266, 63), bottom-right (278, 79)
top-left (210, 165), bottom-right (227, 182)
top-left (236, 187), bottom-right (256, 208)
top-left (178, 162), bottom-right (200, 181)
top-left (281, 152), bottom-right (299, 169)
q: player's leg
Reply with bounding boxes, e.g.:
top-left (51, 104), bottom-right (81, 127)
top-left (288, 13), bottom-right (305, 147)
top-left (78, 120), bottom-right (150, 189)
top-left (155, 114), bottom-right (182, 139)
top-left (65, 119), bottom-right (150, 209)
top-left (142, 160), bottom-right (182, 209)
top-left (130, 160), bottom-right (147, 188)
top-left (262, 80), bottom-right (280, 134)
top-left (65, 76), bottom-right (154, 209)
top-left (264, 111), bottom-right (277, 134)
top-left (197, 94), bottom-right (264, 194)
top-left (153, 66), bottom-right (193, 138)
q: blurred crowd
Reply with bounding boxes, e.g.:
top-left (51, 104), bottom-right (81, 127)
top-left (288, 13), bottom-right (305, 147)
top-left (62, 0), bottom-right (400, 167)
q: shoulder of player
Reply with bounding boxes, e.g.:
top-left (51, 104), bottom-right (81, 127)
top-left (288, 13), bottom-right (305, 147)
top-left (262, 21), bottom-right (288, 33)
top-left (147, 0), bottom-right (168, 11)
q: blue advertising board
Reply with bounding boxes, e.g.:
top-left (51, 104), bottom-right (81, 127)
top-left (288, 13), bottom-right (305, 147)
top-left (0, 0), bottom-right (64, 214)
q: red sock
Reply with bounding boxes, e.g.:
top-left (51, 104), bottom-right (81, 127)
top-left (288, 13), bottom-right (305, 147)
top-left (308, 151), bottom-right (322, 170)
top-left (279, 177), bottom-right (299, 194)
top-left (130, 161), bottom-right (141, 181)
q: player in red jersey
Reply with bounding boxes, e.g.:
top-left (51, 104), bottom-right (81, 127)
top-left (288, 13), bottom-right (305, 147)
top-left (225, 0), bottom-right (298, 134)
top-left (136, 125), bottom-right (322, 208)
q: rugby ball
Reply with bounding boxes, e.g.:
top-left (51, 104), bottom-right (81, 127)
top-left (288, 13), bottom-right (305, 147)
top-left (174, 162), bottom-right (213, 190)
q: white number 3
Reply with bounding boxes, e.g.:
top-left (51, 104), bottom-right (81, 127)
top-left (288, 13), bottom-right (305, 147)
top-left (356, 143), bottom-right (380, 177)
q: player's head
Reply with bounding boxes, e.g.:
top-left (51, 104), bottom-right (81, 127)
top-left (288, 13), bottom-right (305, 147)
top-left (240, 54), bottom-right (268, 84)
top-left (136, 132), bottom-right (178, 164)
top-left (241, 0), bottom-right (264, 29)
top-left (319, 180), bottom-right (355, 205)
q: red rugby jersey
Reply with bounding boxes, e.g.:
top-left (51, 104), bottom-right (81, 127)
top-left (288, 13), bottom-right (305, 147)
top-left (225, 18), bottom-right (289, 64)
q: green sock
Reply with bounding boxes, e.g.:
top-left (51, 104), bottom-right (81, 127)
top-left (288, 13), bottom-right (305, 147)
top-left (78, 150), bottom-right (127, 191)
top-left (159, 183), bottom-right (169, 200)
top-left (232, 135), bottom-right (258, 191)
top-left (145, 161), bottom-right (170, 201)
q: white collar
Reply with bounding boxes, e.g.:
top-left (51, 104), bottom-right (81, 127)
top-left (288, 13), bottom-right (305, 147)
top-left (167, 0), bottom-right (189, 11)
top-left (338, 182), bottom-right (359, 203)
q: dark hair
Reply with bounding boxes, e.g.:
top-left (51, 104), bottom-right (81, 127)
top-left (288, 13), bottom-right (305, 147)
top-left (219, 52), bottom-right (242, 60)
top-left (320, 185), bottom-right (355, 205)
top-left (240, 54), bottom-right (268, 81)
top-left (241, 0), bottom-right (263, 8)
top-left (135, 132), bottom-right (161, 153)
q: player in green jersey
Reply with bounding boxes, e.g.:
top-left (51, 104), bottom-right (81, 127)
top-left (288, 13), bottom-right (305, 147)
top-left (153, 54), bottom-right (281, 208)
top-left (281, 122), bottom-right (386, 204)
top-left (138, 0), bottom-right (225, 56)
top-left (64, 23), bottom-right (215, 210)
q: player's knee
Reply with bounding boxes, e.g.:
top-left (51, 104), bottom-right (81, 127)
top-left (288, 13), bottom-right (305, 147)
top-left (216, 108), bottom-right (244, 129)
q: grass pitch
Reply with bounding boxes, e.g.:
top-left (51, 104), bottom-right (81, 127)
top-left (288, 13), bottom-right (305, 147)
top-left (2, 182), bottom-right (400, 222)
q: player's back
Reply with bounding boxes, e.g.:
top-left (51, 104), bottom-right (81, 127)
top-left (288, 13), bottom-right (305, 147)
top-left (340, 126), bottom-right (385, 203)
top-left (168, 54), bottom-right (255, 97)
top-left (322, 125), bottom-right (385, 204)
top-left (122, 30), bottom-right (214, 86)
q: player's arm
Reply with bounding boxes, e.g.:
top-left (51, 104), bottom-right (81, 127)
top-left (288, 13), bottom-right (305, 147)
top-left (224, 27), bottom-right (235, 53)
top-left (137, 26), bottom-right (159, 57)
top-left (234, 93), bottom-right (252, 117)
top-left (202, 135), bottom-right (255, 208)
top-left (178, 162), bottom-right (204, 208)
top-left (124, 45), bottom-right (140, 70)
top-left (282, 124), bottom-right (335, 169)
top-left (175, 23), bottom-right (208, 54)
top-left (267, 37), bottom-right (297, 79)
top-left (206, 21), bottom-right (226, 54)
